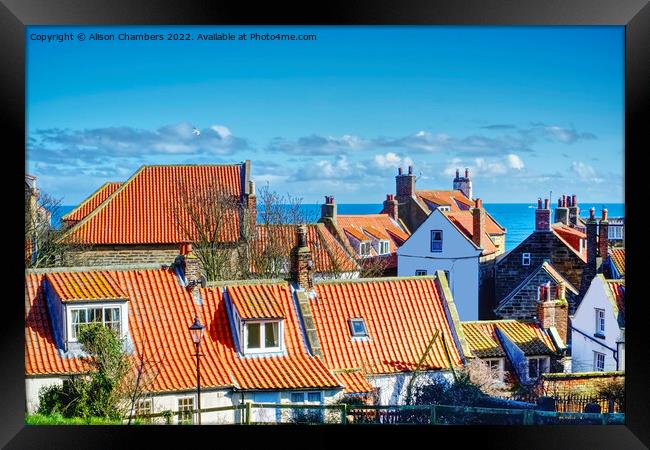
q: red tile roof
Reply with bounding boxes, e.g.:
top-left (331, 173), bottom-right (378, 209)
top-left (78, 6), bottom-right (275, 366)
top-left (606, 280), bottom-right (625, 326)
top-left (45, 272), bottom-right (127, 302)
top-left (26, 269), bottom-right (340, 392)
top-left (338, 214), bottom-right (410, 252)
top-left (416, 190), bottom-right (505, 235)
top-left (253, 224), bottom-right (359, 274)
top-left (444, 211), bottom-right (499, 255)
top-left (551, 223), bottom-right (587, 262)
top-left (62, 182), bottom-right (122, 225)
top-left (609, 248), bottom-right (625, 277)
top-left (62, 165), bottom-right (244, 245)
top-left (461, 320), bottom-right (558, 358)
top-left (227, 284), bottom-right (285, 319)
top-left (310, 277), bottom-right (464, 376)
top-left (333, 370), bottom-right (374, 394)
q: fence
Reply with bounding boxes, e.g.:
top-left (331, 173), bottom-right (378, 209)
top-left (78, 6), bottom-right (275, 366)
top-left (497, 393), bottom-right (623, 414)
top-left (132, 402), bottom-right (624, 426)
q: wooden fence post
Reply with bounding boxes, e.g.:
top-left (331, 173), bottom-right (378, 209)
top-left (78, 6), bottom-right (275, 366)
top-left (430, 405), bottom-right (437, 425)
top-left (602, 413), bottom-right (609, 425)
top-left (523, 409), bottom-right (534, 425)
top-left (340, 404), bottom-right (347, 424)
top-left (245, 401), bottom-right (252, 425)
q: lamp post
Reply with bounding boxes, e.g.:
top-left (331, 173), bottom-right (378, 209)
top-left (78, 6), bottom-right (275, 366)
top-left (189, 315), bottom-right (205, 425)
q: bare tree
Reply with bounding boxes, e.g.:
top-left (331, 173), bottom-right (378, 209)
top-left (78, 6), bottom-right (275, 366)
top-left (458, 358), bottom-right (510, 397)
top-left (123, 344), bottom-right (166, 424)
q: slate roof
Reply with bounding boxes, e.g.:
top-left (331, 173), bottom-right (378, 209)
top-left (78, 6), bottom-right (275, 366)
top-left (461, 320), bottom-right (559, 358)
top-left (497, 261), bottom-right (579, 308)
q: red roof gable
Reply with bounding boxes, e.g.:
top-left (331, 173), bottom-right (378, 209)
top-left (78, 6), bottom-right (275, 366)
top-left (46, 271), bottom-right (127, 301)
top-left (551, 223), bottom-right (587, 262)
top-left (310, 277), bottom-right (464, 376)
top-left (444, 211), bottom-right (499, 255)
top-left (62, 165), bottom-right (244, 245)
top-left (227, 284), bottom-right (285, 320)
top-left (62, 182), bottom-right (122, 225)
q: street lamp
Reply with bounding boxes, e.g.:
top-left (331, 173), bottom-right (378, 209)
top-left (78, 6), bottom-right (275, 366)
top-left (189, 315), bottom-right (205, 425)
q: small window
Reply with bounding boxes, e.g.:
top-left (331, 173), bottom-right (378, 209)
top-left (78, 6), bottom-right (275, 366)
top-left (244, 321), bottom-right (282, 353)
top-left (135, 399), bottom-right (152, 423)
top-left (349, 318), bottom-right (368, 337)
top-left (595, 309), bottom-right (606, 336)
top-left (485, 358), bottom-right (504, 381)
top-left (378, 240), bottom-right (390, 255)
top-left (522, 253), bottom-right (531, 266)
top-left (415, 270), bottom-right (427, 276)
top-left (527, 357), bottom-right (548, 379)
top-left (594, 351), bottom-right (606, 371)
top-left (307, 392), bottom-right (322, 403)
top-left (359, 241), bottom-right (371, 257)
top-left (70, 305), bottom-right (121, 341)
top-left (178, 397), bottom-right (194, 425)
top-left (291, 392), bottom-right (305, 403)
top-left (247, 323), bottom-right (261, 349)
top-left (431, 230), bottom-right (443, 252)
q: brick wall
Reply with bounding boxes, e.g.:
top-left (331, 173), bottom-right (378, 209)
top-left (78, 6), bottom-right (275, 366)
top-left (64, 245), bottom-right (180, 267)
top-left (540, 372), bottom-right (624, 396)
top-left (494, 232), bottom-right (585, 306)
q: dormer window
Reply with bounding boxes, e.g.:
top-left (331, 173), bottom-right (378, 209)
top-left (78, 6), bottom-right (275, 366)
top-left (359, 241), bottom-right (371, 257)
top-left (70, 306), bottom-right (121, 341)
top-left (349, 318), bottom-right (368, 337)
top-left (378, 240), bottom-right (390, 255)
top-left (243, 320), bottom-right (283, 353)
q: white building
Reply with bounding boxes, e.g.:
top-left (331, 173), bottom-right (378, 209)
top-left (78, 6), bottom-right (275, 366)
top-left (570, 274), bottom-right (625, 373)
top-left (397, 201), bottom-right (500, 321)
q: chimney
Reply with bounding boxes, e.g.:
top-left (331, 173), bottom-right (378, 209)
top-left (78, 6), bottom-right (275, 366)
top-left (537, 282), bottom-right (569, 344)
top-left (290, 225), bottom-right (314, 289)
top-left (568, 194), bottom-right (579, 227)
top-left (582, 207), bottom-right (598, 293)
top-left (554, 195), bottom-right (569, 225)
top-left (453, 167), bottom-right (473, 200)
top-left (598, 209), bottom-right (609, 258)
top-left (396, 166), bottom-right (416, 198)
top-left (535, 197), bottom-right (551, 232)
top-left (245, 180), bottom-right (257, 238)
top-left (178, 241), bottom-right (203, 283)
top-left (382, 194), bottom-right (399, 221)
top-left (321, 195), bottom-right (337, 221)
top-left (472, 198), bottom-right (486, 249)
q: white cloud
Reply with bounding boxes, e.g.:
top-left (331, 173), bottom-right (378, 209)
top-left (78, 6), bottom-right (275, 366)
top-left (570, 161), bottom-right (603, 183)
top-left (373, 152), bottom-right (413, 169)
top-left (507, 154), bottom-right (525, 170)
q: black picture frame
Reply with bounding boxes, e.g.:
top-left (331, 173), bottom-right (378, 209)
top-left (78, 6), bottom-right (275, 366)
top-left (3, 1), bottom-right (648, 448)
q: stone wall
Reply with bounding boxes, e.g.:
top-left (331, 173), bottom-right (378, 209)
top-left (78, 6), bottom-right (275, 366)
top-left (495, 269), bottom-right (579, 320)
top-left (64, 245), bottom-right (180, 267)
top-left (490, 234), bottom-right (506, 256)
top-left (494, 232), bottom-right (585, 305)
top-left (539, 372), bottom-right (624, 397)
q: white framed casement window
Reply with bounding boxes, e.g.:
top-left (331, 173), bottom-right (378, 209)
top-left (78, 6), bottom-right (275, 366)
top-left (608, 225), bottom-right (623, 240)
top-left (594, 351), bottom-right (606, 372)
top-left (595, 308), bottom-right (606, 336)
top-left (378, 240), bottom-right (390, 255)
top-left (522, 253), bottom-right (531, 266)
top-left (527, 356), bottom-right (549, 379)
top-left (484, 358), bottom-right (504, 381)
top-left (359, 241), bottom-right (371, 257)
top-left (135, 398), bottom-right (153, 423)
top-left (243, 320), bottom-right (283, 354)
top-left (177, 397), bottom-right (194, 425)
top-left (349, 318), bottom-right (368, 337)
top-left (415, 270), bottom-right (427, 276)
top-left (430, 230), bottom-right (443, 252)
top-left (69, 305), bottom-right (122, 341)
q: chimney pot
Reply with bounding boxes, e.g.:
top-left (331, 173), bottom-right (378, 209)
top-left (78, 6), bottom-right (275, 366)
top-left (590, 207), bottom-right (595, 220)
top-left (544, 198), bottom-right (549, 209)
top-left (562, 195), bottom-right (566, 207)
top-left (455, 169), bottom-right (460, 178)
top-left (408, 165), bottom-right (413, 175)
top-left (572, 195), bottom-right (577, 206)
top-left (475, 198), bottom-right (482, 209)
top-left (558, 198), bottom-right (562, 207)
top-left (538, 198), bottom-right (543, 209)
top-left (465, 168), bottom-right (469, 178)
top-left (398, 167), bottom-right (403, 175)
top-left (601, 208), bottom-right (608, 221)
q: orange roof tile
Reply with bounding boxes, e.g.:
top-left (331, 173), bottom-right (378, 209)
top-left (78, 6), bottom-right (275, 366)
top-left (444, 211), bottom-right (499, 255)
top-left (26, 269), bottom-right (341, 392)
top-left (62, 182), bottom-right (122, 225)
top-left (310, 277), bottom-right (464, 376)
top-left (227, 284), bottom-right (285, 320)
top-left (461, 320), bottom-right (558, 358)
top-left (337, 214), bottom-right (410, 267)
top-left (343, 226), bottom-right (369, 242)
top-left (605, 280), bottom-right (625, 327)
top-left (551, 224), bottom-right (587, 262)
top-left (333, 370), bottom-right (374, 394)
top-left (253, 224), bottom-right (358, 274)
top-left (45, 272), bottom-right (127, 302)
top-left (62, 165), bottom-right (244, 245)
top-left (609, 248), bottom-right (625, 277)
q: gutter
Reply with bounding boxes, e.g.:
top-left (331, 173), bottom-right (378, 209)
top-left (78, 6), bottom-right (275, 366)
top-left (571, 325), bottom-right (618, 360)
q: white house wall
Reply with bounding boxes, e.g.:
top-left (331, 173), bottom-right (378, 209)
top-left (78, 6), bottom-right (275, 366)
top-left (570, 276), bottom-right (620, 372)
top-left (397, 209), bottom-right (481, 320)
top-left (368, 371), bottom-right (454, 405)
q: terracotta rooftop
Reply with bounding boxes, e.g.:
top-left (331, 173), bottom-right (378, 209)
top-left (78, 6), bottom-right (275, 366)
top-left (61, 182), bottom-right (122, 225)
top-left (609, 248), bottom-right (625, 277)
top-left (227, 284), bottom-right (285, 320)
top-left (461, 320), bottom-right (558, 359)
top-left (606, 279), bottom-right (625, 327)
top-left (444, 211), bottom-right (499, 255)
top-left (45, 271), bottom-right (128, 302)
top-left (551, 223), bottom-right (587, 262)
top-left (310, 276), bottom-right (465, 380)
top-left (61, 165), bottom-right (245, 245)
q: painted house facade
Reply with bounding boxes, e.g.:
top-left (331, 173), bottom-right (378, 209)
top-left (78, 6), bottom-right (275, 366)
top-left (397, 199), bottom-right (501, 321)
top-left (570, 275), bottom-right (625, 373)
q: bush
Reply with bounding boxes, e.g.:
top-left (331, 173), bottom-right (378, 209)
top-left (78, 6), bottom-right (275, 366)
top-left (414, 373), bottom-right (487, 407)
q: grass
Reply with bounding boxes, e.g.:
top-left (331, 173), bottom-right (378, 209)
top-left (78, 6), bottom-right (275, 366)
top-left (26, 413), bottom-right (124, 425)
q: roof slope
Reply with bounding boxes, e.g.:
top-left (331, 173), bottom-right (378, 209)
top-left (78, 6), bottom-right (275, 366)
top-left (609, 248), bottom-right (625, 277)
top-left (310, 277), bottom-right (464, 376)
top-left (62, 165), bottom-right (244, 245)
top-left (551, 223), bottom-right (587, 261)
top-left (227, 284), bottom-right (285, 319)
top-left (62, 182), bottom-right (122, 225)
top-left (337, 214), bottom-right (410, 254)
top-left (498, 261), bottom-right (579, 308)
top-left (443, 211), bottom-right (499, 255)
top-left (461, 320), bottom-right (558, 358)
top-left (46, 272), bottom-right (127, 301)
top-left (605, 279), bottom-right (625, 328)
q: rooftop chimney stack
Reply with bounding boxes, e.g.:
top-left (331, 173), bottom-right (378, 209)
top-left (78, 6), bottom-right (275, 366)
top-left (538, 282), bottom-right (569, 344)
top-left (382, 194), bottom-right (399, 221)
top-left (396, 165), bottom-right (416, 198)
top-left (598, 208), bottom-right (609, 258)
top-left (568, 194), bottom-right (579, 227)
top-left (291, 225), bottom-right (314, 289)
top-left (535, 197), bottom-right (551, 232)
top-left (582, 207), bottom-right (598, 294)
top-left (321, 195), bottom-right (337, 221)
top-left (245, 180), bottom-right (257, 239)
top-left (554, 194), bottom-right (569, 225)
top-left (472, 198), bottom-right (486, 249)
top-left (178, 241), bottom-right (203, 283)
top-left (453, 167), bottom-right (473, 200)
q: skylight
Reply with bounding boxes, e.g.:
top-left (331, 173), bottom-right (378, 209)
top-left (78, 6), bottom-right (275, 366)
top-left (349, 318), bottom-right (368, 337)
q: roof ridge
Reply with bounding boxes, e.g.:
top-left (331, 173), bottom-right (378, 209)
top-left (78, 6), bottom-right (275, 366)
top-left (61, 181), bottom-right (121, 221)
top-left (26, 264), bottom-right (167, 274)
top-left (314, 274), bottom-right (437, 285)
top-left (206, 278), bottom-right (288, 287)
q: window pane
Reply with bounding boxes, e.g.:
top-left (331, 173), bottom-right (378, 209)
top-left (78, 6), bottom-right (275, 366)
top-left (307, 392), bottom-right (321, 402)
top-left (290, 393), bottom-right (304, 403)
top-left (247, 323), bottom-right (261, 349)
top-left (528, 359), bottom-right (538, 378)
top-left (265, 322), bottom-right (279, 348)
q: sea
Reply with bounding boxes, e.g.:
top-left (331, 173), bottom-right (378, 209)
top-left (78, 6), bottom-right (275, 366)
top-left (56, 203), bottom-right (624, 252)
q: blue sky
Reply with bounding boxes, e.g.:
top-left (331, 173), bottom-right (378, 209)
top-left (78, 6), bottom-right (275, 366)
top-left (26, 26), bottom-right (624, 205)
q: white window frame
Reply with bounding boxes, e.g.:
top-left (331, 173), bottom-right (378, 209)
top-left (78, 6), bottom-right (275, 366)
top-left (349, 318), bottom-right (368, 337)
top-left (242, 320), bottom-right (284, 354)
top-left (359, 241), bottom-right (372, 257)
top-left (430, 230), bottom-right (443, 252)
top-left (68, 304), bottom-right (122, 342)
top-left (595, 308), bottom-right (606, 336)
top-left (608, 225), bottom-right (623, 240)
top-left (527, 356), bottom-right (549, 379)
top-left (177, 396), bottom-right (195, 425)
top-left (378, 240), bottom-right (390, 255)
top-left (522, 253), bottom-right (531, 266)
top-left (594, 351), bottom-right (606, 372)
top-left (135, 398), bottom-right (153, 423)
top-left (415, 270), bottom-right (427, 276)
top-left (484, 358), bottom-right (504, 382)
